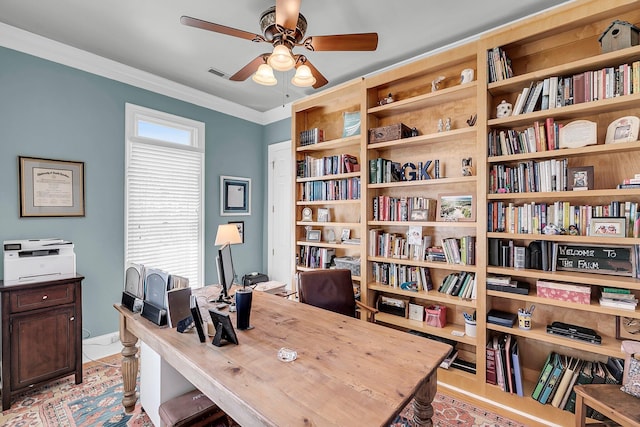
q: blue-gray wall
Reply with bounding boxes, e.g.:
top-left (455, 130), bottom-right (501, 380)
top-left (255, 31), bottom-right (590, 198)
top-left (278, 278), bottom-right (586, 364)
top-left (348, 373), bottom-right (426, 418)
top-left (0, 46), bottom-right (290, 337)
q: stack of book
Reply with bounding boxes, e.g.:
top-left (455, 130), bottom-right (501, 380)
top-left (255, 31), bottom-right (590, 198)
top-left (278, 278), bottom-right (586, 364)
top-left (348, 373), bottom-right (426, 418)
top-left (486, 275), bottom-right (530, 295)
top-left (599, 287), bottom-right (638, 310)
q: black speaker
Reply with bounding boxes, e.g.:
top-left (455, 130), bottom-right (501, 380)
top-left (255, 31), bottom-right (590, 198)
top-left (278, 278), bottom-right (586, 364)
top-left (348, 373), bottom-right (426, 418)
top-left (141, 301), bottom-right (167, 326)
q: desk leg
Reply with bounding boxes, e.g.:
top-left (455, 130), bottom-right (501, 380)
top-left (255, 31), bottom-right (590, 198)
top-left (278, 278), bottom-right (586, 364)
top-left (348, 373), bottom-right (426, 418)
top-left (119, 314), bottom-right (139, 413)
top-left (412, 372), bottom-right (437, 427)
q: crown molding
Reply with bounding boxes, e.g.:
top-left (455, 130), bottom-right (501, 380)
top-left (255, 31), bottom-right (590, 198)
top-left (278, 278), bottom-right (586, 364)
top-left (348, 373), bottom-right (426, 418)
top-left (0, 22), bottom-right (283, 125)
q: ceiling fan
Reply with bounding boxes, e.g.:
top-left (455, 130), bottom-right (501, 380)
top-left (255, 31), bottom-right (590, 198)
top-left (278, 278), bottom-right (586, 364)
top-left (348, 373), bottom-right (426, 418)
top-left (180, 0), bottom-right (378, 89)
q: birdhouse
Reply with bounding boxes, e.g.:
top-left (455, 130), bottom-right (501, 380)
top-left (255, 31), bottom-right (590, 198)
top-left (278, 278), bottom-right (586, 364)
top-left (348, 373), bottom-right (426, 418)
top-left (599, 20), bottom-right (640, 53)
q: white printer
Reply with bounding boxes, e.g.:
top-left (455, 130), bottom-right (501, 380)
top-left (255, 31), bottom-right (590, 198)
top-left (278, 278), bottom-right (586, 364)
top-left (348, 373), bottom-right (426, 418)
top-left (3, 238), bottom-right (76, 285)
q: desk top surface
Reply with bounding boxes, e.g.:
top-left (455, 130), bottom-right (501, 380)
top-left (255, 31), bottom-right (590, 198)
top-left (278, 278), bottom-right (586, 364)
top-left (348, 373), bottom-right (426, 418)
top-left (116, 286), bottom-right (451, 427)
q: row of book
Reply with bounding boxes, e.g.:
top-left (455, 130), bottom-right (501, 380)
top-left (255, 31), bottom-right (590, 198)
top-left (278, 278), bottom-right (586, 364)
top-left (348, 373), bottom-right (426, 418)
top-left (488, 157), bottom-right (568, 194)
top-left (509, 61), bottom-right (640, 116)
top-left (299, 177), bottom-right (360, 201)
top-left (487, 200), bottom-right (640, 236)
top-left (370, 262), bottom-right (433, 291)
top-left (296, 154), bottom-right (359, 178)
top-left (531, 351), bottom-right (624, 418)
top-left (487, 117), bottom-right (562, 157)
top-left (299, 127), bottom-right (324, 146)
top-left (371, 196), bottom-right (436, 222)
top-left (599, 286), bottom-right (638, 310)
top-left (486, 46), bottom-right (514, 83)
top-left (441, 236), bottom-right (476, 266)
top-left (297, 246), bottom-right (335, 269)
top-left (486, 334), bottom-right (523, 396)
top-left (438, 271), bottom-right (477, 299)
top-left (368, 229), bottom-right (432, 261)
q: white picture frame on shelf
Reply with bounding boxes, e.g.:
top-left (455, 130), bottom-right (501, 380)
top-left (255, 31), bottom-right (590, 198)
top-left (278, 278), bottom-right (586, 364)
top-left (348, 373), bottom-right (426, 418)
top-left (605, 116), bottom-right (640, 144)
top-left (559, 120), bottom-right (597, 149)
top-left (317, 208), bottom-right (330, 222)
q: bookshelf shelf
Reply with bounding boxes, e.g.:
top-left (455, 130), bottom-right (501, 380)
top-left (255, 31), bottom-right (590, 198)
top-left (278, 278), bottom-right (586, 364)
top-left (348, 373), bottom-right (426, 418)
top-left (367, 128), bottom-right (476, 150)
top-left (296, 171), bottom-right (361, 183)
top-left (369, 283), bottom-right (477, 308)
top-left (376, 312), bottom-right (477, 346)
top-left (487, 140), bottom-right (640, 163)
top-left (296, 135), bottom-right (361, 152)
top-left (486, 231), bottom-right (640, 245)
top-left (368, 220), bottom-right (477, 229)
top-left (296, 221), bottom-right (360, 228)
top-left (296, 199), bottom-right (360, 206)
top-left (487, 189), bottom-right (640, 201)
top-left (487, 266), bottom-right (640, 290)
top-left (368, 256), bottom-right (478, 272)
top-left (368, 176), bottom-right (476, 189)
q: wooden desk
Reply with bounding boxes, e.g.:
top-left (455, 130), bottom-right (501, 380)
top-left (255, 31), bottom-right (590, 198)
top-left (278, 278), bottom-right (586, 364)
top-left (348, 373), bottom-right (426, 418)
top-left (574, 384), bottom-right (640, 427)
top-left (115, 289), bottom-right (451, 426)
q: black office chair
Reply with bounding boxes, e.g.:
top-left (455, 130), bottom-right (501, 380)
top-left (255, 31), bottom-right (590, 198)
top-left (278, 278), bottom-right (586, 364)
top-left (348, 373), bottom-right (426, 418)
top-left (297, 269), bottom-right (378, 322)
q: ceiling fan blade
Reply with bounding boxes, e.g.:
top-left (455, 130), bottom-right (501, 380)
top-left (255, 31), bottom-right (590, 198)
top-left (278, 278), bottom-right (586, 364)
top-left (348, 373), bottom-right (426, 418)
top-left (301, 59), bottom-right (328, 89)
top-left (229, 54), bottom-right (270, 81)
top-left (275, 0), bottom-right (301, 30)
top-left (304, 33), bottom-right (378, 51)
top-left (180, 16), bottom-right (263, 42)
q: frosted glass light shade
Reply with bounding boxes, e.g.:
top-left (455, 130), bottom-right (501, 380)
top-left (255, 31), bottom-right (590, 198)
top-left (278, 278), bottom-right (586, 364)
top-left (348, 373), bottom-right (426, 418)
top-left (252, 64), bottom-right (277, 86)
top-left (291, 64), bottom-right (316, 87)
top-left (268, 45), bottom-right (295, 71)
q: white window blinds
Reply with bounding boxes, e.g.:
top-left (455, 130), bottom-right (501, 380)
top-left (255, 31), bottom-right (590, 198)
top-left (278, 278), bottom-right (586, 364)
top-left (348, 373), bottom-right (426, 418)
top-left (125, 104), bottom-right (204, 287)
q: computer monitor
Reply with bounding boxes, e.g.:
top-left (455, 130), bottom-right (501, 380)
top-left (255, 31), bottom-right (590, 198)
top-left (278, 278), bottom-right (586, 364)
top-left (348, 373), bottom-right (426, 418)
top-left (217, 243), bottom-right (235, 302)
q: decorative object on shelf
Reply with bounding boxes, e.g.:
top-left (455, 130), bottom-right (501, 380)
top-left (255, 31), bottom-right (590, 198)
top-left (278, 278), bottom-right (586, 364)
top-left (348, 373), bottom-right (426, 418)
top-left (340, 228), bottom-right (351, 242)
top-left (317, 207), bottom-right (330, 222)
top-left (598, 20), bottom-right (639, 53)
top-left (227, 221), bottom-right (245, 243)
top-left (220, 175), bottom-right (251, 216)
top-left (18, 156), bottom-right (85, 217)
top-left (410, 127), bottom-right (419, 137)
top-left (445, 117), bottom-right (452, 131)
top-left (437, 118), bottom-right (444, 132)
top-left (407, 225), bottom-right (422, 245)
top-left (342, 111), bottom-right (361, 137)
top-left (437, 193), bottom-right (475, 222)
top-left (461, 157), bottom-right (473, 176)
top-left (605, 116), bottom-right (639, 144)
top-left (568, 225), bottom-right (579, 235)
top-left (466, 113), bottom-right (477, 126)
top-left (460, 68), bottom-right (474, 84)
top-left (589, 216), bottom-right (627, 238)
top-left (408, 303), bottom-right (424, 321)
top-left (616, 316), bottom-right (640, 340)
top-left (377, 93), bottom-right (394, 106)
top-left (495, 100), bottom-right (512, 118)
top-left (410, 207), bottom-right (435, 221)
top-left (556, 243), bottom-right (634, 276)
top-left (431, 75), bottom-right (445, 92)
top-left (425, 305), bottom-right (447, 328)
top-left (559, 120), bottom-right (597, 148)
top-left (324, 228), bottom-right (337, 243)
top-left (368, 123), bottom-right (412, 143)
top-left (567, 166), bottom-right (594, 191)
top-left (301, 207), bottom-right (313, 222)
top-left (517, 305), bottom-right (534, 330)
top-left (306, 229), bottom-right (321, 242)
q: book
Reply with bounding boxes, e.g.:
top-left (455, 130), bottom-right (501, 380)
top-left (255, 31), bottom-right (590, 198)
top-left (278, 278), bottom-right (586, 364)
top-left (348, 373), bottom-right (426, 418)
top-left (538, 353), bottom-right (565, 404)
top-left (551, 357), bottom-right (577, 407)
top-left (511, 339), bottom-right (524, 397)
top-left (342, 111), bottom-right (361, 137)
top-left (487, 309), bottom-right (517, 327)
top-left (532, 352), bottom-right (555, 401)
top-left (486, 340), bottom-right (497, 385)
top-left (487, 282), bottom-right (530, 295)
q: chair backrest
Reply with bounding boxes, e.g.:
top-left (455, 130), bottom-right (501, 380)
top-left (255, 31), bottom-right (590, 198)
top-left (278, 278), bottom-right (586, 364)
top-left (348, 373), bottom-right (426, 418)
top-left (298, 269), bottom-right (355, 318)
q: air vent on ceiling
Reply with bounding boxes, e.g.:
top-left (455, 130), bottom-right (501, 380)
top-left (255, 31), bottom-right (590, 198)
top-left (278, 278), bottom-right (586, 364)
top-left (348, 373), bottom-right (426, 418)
top-left (208, 67), bottom-right (227, 78)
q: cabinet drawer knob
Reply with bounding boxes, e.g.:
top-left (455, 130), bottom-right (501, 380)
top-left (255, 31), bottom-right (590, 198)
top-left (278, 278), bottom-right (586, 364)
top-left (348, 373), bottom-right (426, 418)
top-left (70, 316), bottom-right (75, 321)
top-left (42, 295), bottom-right (48, 300)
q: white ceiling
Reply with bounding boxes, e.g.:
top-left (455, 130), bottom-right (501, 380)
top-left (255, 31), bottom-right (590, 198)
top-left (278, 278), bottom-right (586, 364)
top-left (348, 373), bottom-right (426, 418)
top-left (0, 0), bottom-right (573, 115)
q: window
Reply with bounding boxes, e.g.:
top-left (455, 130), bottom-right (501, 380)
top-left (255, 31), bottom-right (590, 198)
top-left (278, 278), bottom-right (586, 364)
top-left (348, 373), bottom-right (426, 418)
top-left (125, 104), bottom-right (205, 287)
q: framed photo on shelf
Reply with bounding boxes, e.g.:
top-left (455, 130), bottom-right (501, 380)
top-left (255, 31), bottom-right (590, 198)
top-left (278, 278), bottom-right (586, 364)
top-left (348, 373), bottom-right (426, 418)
top-left (19, 156), bottom-right (85, 217)
top-left (589, 217), bottom-right (626, 238)
top-left (306, 229), bottom-right (321, 242)
top-left (341, 228), bottom-right (351, 241)
top-left (228, 221), bottom-right (244, 243)
top-left (567, 166), bottom-right (594, 191)
top-left (317, 208), bottom-right (330, 222)
top-left (436, 193), bottom-right (475, 222)
top-left (616, 316), bottom-right (640, 340)
top-left (605, 116), bottom-right (639, 144)
top-left (220, 176), bottom-right (251, 216)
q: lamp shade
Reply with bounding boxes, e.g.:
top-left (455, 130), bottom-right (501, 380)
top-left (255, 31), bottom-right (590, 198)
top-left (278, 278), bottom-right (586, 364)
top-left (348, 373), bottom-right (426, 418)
top-left (252, 63), bottom-right (277, 86)
top-left (291, 64), bottom-right (316, 87)
top-left (215, 224), bottom-right (242, 246)
top-left (268, 44), bottom-right (295, 71)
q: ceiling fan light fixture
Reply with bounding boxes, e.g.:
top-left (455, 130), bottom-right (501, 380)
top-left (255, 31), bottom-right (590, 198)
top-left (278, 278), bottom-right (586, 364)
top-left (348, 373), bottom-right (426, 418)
top-left (252, 63), bottom-right (277, 86)
top-left (268, 44), bottom-right (296, 71)
top-left (291, 64), bottom-right (316, 87)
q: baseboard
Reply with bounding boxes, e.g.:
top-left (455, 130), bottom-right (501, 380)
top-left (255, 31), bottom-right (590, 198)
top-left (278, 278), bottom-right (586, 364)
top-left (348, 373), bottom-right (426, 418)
top-left (83, 331), bottom-right (120, 346)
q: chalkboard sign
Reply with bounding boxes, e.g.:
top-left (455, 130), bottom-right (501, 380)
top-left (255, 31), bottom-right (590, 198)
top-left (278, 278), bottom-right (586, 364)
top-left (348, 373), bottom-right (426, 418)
top-left (555, 243), bottom-right (635, 277)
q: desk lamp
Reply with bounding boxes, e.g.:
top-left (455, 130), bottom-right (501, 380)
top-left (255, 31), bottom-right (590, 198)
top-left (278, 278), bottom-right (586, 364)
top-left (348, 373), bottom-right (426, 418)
top-left (214, 224), bottom-right (242, 302)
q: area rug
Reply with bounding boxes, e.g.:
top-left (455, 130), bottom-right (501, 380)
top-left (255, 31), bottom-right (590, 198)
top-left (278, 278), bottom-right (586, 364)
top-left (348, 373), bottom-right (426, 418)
top-left (0, 354), bottom-right (525, 427)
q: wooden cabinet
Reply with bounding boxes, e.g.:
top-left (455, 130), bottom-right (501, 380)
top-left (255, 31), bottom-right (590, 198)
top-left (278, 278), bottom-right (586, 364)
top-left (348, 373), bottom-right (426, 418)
top-left (292, 79), bottom-right (365, 291)
top-left (0, 275), bottom-right (83, 410)
top-left (291, 1), bottom-right (640, 424)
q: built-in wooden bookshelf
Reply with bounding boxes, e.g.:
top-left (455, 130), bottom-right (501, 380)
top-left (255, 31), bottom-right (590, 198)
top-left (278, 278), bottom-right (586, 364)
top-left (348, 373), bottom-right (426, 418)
top-left (291, 1), bottom-right (640, 424)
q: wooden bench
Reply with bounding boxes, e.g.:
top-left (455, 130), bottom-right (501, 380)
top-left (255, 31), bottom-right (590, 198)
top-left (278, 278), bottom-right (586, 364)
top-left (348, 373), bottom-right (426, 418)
top-left (574, 384), bottom-right (640, 427)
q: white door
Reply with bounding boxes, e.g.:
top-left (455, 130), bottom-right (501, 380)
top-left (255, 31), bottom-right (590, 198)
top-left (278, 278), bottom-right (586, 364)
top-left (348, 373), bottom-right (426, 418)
top-left (267, 140), bottom-right (292, 288)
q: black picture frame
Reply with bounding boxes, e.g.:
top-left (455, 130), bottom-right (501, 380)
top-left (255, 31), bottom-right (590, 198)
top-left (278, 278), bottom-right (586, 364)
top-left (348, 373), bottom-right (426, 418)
top-left (228, 220), bottom-right (244, 243)
top-left (567, 166), bottom-right (594, 191)
top-left (208, 308), bottom-right (239, 346)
